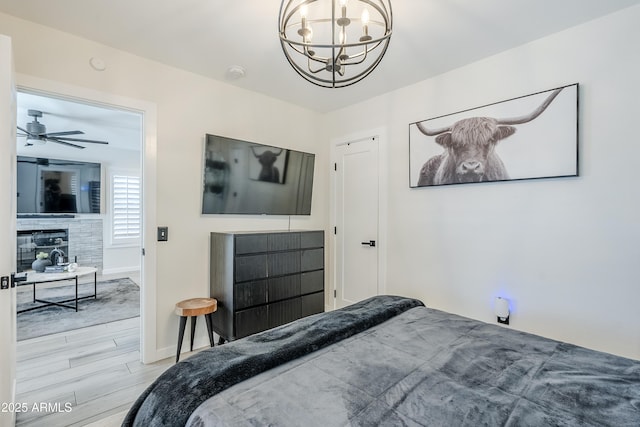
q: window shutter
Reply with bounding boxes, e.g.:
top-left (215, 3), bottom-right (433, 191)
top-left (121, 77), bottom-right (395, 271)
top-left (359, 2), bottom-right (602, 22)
top-left (112, 175), bottom-right (141, 240)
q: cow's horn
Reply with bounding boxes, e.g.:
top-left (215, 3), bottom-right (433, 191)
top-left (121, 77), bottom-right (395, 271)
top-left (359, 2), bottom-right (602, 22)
top-left (416, 122), bottom-right (451, 136)
top-left (496, 88), bottom-right (563, 125)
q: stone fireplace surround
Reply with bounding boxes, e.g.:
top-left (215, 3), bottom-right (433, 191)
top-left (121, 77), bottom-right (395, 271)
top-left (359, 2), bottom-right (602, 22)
top-left (17, 217), bottom-right (103, 273)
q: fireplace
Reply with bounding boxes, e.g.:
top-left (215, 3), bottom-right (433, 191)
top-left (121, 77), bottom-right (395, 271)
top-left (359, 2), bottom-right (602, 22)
top-left (17, 229), bottom-right (69, 273)
top-left (17, 217), bottom-right (103, 273)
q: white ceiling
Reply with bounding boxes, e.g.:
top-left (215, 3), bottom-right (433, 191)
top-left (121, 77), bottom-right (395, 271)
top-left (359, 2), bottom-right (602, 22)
top-left (3, 0), bottom-right (640, 148)
top-left (3, 0), bottom-right (640, 113)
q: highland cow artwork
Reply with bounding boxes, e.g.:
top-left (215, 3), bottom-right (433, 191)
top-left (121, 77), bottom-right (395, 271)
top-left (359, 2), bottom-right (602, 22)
top-left (409, 84), bottom-right (578, 187)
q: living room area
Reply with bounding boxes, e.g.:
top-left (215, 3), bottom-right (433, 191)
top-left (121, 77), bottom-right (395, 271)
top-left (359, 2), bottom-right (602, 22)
top-left (14, 90), bottom-right (143, 344)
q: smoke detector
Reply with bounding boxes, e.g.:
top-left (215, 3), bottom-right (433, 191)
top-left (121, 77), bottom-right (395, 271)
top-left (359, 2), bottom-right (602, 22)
top-left (225, 65), bottom-right (246, 80)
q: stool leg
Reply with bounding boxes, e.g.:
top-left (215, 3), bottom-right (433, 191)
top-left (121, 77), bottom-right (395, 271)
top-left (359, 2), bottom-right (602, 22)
top-left (190, 316), bottom-right (197, 352)
top-left (204, 313), bottom-right (215, 347)
top-left (176, 316), bottom-right (187, 363)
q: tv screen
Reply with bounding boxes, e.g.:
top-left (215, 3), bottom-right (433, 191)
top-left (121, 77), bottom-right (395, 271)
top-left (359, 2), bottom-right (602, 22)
top-left (17, 156), bottom-right (101, 214)
top-left (202, 134), bottom-right (315, 215)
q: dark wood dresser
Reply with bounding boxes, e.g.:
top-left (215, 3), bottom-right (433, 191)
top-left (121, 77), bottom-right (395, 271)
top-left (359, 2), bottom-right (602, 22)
top-left (209, 230), bottom-right (325, 341)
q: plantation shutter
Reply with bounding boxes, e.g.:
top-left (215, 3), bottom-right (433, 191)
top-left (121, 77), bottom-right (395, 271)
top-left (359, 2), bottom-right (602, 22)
top-left (112, 174), bottom-right (141, 241)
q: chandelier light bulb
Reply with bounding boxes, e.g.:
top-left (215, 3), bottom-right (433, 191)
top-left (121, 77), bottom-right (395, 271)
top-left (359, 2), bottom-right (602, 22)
top-left (298, 3), bottom-right (311, 39)
top-left (362, 8), bottom-right (370, 25)
top-left (337, 0), bottom-right (350, 26)
top-left (360, 8), bottom-right (372, 41)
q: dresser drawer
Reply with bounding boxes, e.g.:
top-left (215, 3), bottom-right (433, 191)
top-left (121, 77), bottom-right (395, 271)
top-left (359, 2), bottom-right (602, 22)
top-left (301, 270), bottom-right (324, 294)
top-left (234, 279), bottom-right (268, 310)
top-left (301, 248), bottom-right (323, 271)
top-left (301, 292), bottom-right (324, 317)
top-left (268, 298), bottom-right (301, 329)
top-left (268, 232), bottom-right (300, 251)
top-left (268, 251), bottom-right (301, 276)
top-left (235, 254), bottom-right (268, 282)
top-left (268, 274), bottom-right (301, 302)
top-left (235, 234), bottom-right (268, 255)
top-left (235, 305), bottom-right (268, 339)
top-left (300, 231), bottom-right (324, 249)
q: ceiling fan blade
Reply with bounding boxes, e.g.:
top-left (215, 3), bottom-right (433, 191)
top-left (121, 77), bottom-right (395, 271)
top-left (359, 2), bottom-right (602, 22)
top-left (17, 133), bottom-right (28, 137)
top-left (17, 126), bottom-right (31, 135)
top-left (42, 130), bottom-right (85, 137)
top-left (46, 138), bottom-right (86, 149)
top-left (53, 137), bottom-right (109, 145)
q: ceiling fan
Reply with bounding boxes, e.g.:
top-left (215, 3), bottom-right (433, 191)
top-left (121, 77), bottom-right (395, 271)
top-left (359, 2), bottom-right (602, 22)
top-left (17, 109), bottom-right (109, 149)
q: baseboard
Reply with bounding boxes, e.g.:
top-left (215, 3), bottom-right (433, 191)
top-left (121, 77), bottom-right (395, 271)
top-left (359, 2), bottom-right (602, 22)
top-left (101, 266), bottom-right (140, 275)
top-left (154, 345), bottom-right (175, 362)
top-left (154, 336), bottom-right (219, 364)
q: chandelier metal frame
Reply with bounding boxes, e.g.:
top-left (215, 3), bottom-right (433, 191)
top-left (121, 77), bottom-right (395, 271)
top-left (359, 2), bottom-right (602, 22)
top-left (278, 0), bottom-right (393, 88)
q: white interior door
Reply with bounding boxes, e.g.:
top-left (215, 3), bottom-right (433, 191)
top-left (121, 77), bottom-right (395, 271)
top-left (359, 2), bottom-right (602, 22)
top-left (335, 137), bottom-right (379, 308)
top-left (0, 34), bottom-right (17, 427)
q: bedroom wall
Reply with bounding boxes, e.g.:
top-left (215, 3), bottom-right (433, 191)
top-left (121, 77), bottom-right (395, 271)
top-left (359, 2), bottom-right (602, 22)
top-left (325, 5), bottom-right (640, 360)
top-left (0, 13), bottom-right (329, 359)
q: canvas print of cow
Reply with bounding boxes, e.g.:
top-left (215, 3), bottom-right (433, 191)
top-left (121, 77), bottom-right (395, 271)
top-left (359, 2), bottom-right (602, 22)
top-left (409, 83), bottom-right (578, 187)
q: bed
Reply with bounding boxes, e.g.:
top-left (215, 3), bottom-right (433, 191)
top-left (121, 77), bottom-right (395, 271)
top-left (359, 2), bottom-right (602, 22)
top-left (123, 296), bottom-right (640, 426)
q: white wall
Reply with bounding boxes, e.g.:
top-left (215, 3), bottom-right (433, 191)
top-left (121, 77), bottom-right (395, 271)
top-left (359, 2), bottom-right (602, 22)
top-left (0, 13), bottom-right (329, 359)
top-left (326, 6), bottom-right (640, 360)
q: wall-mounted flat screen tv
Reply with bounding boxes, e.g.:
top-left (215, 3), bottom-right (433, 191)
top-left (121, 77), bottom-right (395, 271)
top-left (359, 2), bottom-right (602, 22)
top-left (202, 134), bottom-right (315, 215)
top-left (17, 156), bottom-right (101, 214)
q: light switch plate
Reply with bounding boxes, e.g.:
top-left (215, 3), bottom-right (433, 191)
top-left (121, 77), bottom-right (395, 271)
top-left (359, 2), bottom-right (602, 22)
top-left (157, 227), bottom-right (168, 242)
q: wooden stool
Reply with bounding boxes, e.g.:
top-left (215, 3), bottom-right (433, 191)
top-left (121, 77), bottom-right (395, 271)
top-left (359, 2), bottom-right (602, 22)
top-left (174, 298), bottom-right (217, 362)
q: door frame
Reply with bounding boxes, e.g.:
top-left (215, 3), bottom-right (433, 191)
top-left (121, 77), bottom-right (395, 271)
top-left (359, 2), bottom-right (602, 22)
top-left (329, 127), bottom-right (388, 310)
top-left (16, 74), bottom-right (159, 363)
top-left (0, 34), bottom-right (17, 427)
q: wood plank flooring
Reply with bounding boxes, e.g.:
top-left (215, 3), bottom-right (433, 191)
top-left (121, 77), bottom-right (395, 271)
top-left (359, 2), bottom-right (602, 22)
top-left (15, 317), bottom-right (176, 426)
top-left (14, 272), bottom-right (189, 427)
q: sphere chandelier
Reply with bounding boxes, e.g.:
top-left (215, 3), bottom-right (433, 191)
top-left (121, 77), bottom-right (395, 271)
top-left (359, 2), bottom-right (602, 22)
top-left (278, 0), bottom-right (393, 88)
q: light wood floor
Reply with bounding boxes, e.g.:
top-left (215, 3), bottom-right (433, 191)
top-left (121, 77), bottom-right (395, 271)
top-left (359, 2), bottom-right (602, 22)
top-left (14, 271), bottom-right (187, 426)
top-left (15, 317), bottom-right (168, 426)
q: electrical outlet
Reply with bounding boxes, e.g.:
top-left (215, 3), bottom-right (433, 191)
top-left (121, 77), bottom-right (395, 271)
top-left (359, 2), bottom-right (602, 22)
top-left (0, 276), bottom-right (9, 290)
top-left (497, 316), bottom-right (510, 325)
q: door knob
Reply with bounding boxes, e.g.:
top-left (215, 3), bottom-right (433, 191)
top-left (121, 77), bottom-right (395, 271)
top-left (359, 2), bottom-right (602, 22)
top-left (361, 240), bottom-right (376, 247)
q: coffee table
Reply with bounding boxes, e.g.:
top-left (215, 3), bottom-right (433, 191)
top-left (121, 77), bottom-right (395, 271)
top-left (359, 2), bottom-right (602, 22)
top-left (17, 266), bottom-right (98, 313)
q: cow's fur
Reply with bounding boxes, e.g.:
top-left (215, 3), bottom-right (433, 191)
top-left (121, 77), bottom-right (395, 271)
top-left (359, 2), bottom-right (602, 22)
top-left (418, 117), bottom-right (516, 185)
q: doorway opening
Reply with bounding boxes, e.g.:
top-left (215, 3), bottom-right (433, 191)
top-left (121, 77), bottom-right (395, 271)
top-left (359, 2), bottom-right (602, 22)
top-left (14, 89), bottom-right (143, 341)
top-left (10, 80), bottom-right (159, 425)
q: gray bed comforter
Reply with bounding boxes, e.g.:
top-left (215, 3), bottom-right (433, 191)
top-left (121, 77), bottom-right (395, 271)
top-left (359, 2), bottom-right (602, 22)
top-left (125, 296), bottom-right (640, 426)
